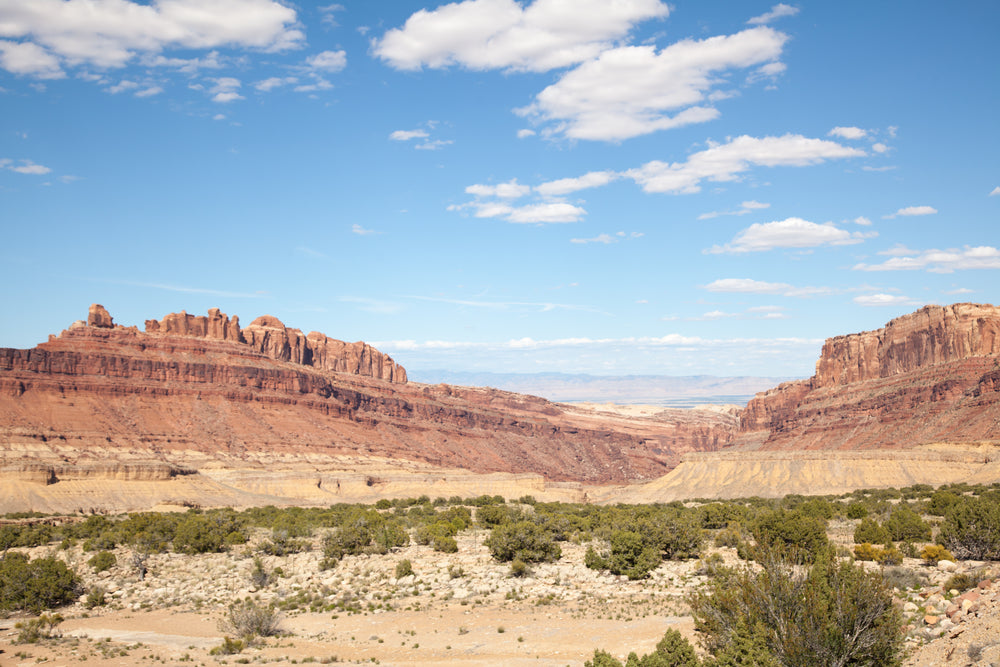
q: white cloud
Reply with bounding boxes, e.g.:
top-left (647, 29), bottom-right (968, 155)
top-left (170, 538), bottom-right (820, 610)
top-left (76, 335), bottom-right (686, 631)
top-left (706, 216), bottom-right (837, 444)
top-left (135, 85), bottom-right (162, 97)
top-left (142, 50), bottom-right (226, 73)
top-left (747, 3), bottom-right (799, 25)
top-left (256, 76), bottom-right (297, 92)
top-left (990, 186), bottom-right (1000, 197)
top-left (306, 50), bottom-right (347, 72)
top-left (628, 134), bottom-right (864, 194)
top-left (853, 293), bottom-right (920, 307)
top-left (466, 179), bottom-right (531, 199)
top-left (883, 205), bottom-right (937, 219)
top-left (707, 217), bottom-right (875, 254)
top-left (0, 0), bottom-right (303, 77)
top-left (209, 77), bottom-right (243, 102)
top-left (698, 199), bottom-right (770, 220)
top-left (853, 216), bottom-right (872, 226)
top-left (536, 171), bottom-right (618, 196)
top-left (516, 129), bottom-right (536, 139)
top-left (517, 27), bottom-right (787, 141)
top-left (872, 142), bottom-right (888, 153)
top-left (570, 233), bottom-right (616, 244)
top-left (828, 126), bottom-right (866, 140)
top-left (414, 139), bottom-right (454, 150)
top-left (3, 158), bottom-right (51, 175)
top-left (0, 39), bottom-right (64, 78)
top-left (862, 165), bottom-right (896, 172)
top-left (853, 245), bottom-right (1000, 273)
top-left (703, 277), bottom-right (832, 297)
top-left (292, 77), bottom-right (332, 93)
top-left (944, 287), bottom-right (974, 295)
top-left (507, 202), bottom-right (586, 223)
top-left (352, 224), bottom-right (380, 235)
top-left (107, 80), bottom-right (139, 94)
top-left (373, 0), bottom-right (669, 73)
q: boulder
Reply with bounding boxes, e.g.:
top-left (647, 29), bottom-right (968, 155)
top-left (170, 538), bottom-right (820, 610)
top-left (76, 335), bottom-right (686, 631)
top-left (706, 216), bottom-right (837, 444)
top-left (87, 304), bottom-right (114, 328)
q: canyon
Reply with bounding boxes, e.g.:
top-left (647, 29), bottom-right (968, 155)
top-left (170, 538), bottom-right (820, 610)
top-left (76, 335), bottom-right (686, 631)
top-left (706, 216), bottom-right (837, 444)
top-left (1, 302), bottom-right (999, 513)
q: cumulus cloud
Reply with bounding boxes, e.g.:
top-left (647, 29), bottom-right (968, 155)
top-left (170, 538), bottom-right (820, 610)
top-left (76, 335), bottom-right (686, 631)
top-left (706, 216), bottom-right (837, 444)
top-left (255, 76), bottom-right (298, 92)
top-left (1, 158), bottom-right (52, 175)
top-left (0, 0), bottom-right (303, 77)
top-left (373, 0), bottom-right (669, 72)
top-left (628, 134), bottom-right (864, 194)
top-left (702, 277), bottom-right (832, 297)
top-left (747, 3), bottom-right (799, 25)
top-left (707, 217), bottom-right (875, 254)
top-left (883, 205), bottom-right (937, 218)
top-left (853, 216), bottom-right (872, 226)
top-left (517, 27), bottom-right (788, 141)
top-left (853, 245), bottom-right (1000, 273)
top-left (536, 171), bottom-right (618, 196)
top-left (853, 293), bottom-right (920, 307)
top-left (828, 126), bottom-right (866, 140)
top-left (0, 39), bottom-right (65, 78)
top-left (305, 50), bottom-right (347, 72)
top-left (450, 198), bottom-right (586, 224)
top-left (516, 129), bottom-right (536, 138)
top-left (208, 77), bottom-right (242, 102)
top-left (466, 179), bottom-right (531, 199)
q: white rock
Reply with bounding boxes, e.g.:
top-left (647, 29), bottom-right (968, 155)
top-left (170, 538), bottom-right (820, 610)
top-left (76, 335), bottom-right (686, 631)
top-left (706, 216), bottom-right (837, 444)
top-left (937, 560), bottom-right (958, 572)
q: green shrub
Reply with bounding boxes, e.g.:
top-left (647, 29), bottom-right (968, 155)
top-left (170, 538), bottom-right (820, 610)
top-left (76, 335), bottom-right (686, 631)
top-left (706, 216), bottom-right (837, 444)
top-left (845, 502), bottom-right (869, 519)
top-left (249, 556), bottom-right (271, 588)
top-left (85, 586), bottom-right (107, 609)
top-left (584, 649), bottom-right (623, 667)
top-left (509, 558), bottom-right (529, 578)
top-left (753, 509), bottom-right (828, 562)
top-left (591, 530), bottom-right (662, 580)
top-left (395, 559), bottom-right (414, 579)
top-left (210, 637), bottom-right (247, 655)
top-left (88, 550), bottom-right (116, 573)
top-left (691, 544), bottom-right (903, 667)
top-left (853, 517), bottom-right (891, 545)
top-left (939, 496), bottom-right (1000, 560)
top-left (485, 521), bottom-right (560, 563)
top-left (883, 506), bottom-right (931, 542)
top-left (0, 553), bottom-right (80, 613)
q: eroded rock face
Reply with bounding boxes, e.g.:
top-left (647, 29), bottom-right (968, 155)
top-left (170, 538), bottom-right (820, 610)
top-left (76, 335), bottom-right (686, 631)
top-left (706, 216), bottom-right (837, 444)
top-left (739, 303), bottom-right (1000, 450)
top-left (87, 304), bottom-right (114, 328)
top-left (142, 308), bottom-right (405, 383)
top-left (0, 305), bottom-right (730, 488)
top-left (814, 303), bottom-right (1000, 387)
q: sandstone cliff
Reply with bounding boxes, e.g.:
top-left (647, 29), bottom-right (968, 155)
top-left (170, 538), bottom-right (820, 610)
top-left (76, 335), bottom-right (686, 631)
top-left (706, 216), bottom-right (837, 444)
top-left (0, 306), bottom-right (733, 506)
top-left (739, 303), bottom-right (1000, 450)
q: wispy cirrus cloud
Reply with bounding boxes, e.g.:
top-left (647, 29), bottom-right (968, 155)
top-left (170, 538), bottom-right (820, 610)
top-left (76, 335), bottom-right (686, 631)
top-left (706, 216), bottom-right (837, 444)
top-left (570, 231), bottom-right (643, 244)
top-left (702, 278), bottom-right (833, 297)
top-left (853, 293), bottom-right (921, 307)
top-left (747, 3), bottom-right (799, 25)
top-left (853, 245), bottom-right (1000, 273)
top-left (698, 200), bottom-right (770, 220)
top-left (706, 218), bottom-right (876, 254)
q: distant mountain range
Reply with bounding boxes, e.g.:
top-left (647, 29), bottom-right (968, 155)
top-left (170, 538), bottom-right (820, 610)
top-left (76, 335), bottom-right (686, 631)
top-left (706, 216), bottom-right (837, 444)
top-left (409, 371), bottom-right (795, 407)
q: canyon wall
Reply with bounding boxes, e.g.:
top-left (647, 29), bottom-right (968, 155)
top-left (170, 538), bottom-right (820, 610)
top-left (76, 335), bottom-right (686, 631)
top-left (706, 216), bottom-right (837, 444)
top-left (739, 303), bottom-right (1000, 451)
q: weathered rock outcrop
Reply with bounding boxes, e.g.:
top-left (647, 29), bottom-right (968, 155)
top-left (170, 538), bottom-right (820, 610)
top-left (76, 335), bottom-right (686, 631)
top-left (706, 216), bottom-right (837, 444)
top-left (738, 303), bottom-right (1000, 450)
top-left (143, 307), bottom-right (405, 383)
top-left (0, 305), bottom-right (733, 505)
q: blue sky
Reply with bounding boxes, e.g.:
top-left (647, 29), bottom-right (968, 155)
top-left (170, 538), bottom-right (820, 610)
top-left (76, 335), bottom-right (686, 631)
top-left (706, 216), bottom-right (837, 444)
top-left (1, 0), bottom-right (997, 379)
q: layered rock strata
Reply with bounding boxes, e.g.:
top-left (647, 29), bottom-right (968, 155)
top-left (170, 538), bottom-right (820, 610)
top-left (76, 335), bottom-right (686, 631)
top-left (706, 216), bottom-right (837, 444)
top-left (0, 306), bottom-right (733, 508)
top-left (739, 303), bottom-right (1000, 450)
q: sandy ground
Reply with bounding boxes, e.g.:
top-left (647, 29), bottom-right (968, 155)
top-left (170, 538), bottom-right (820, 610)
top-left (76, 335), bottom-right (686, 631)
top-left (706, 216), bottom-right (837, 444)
top-left (2, 604), bottom-right (695, 666)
